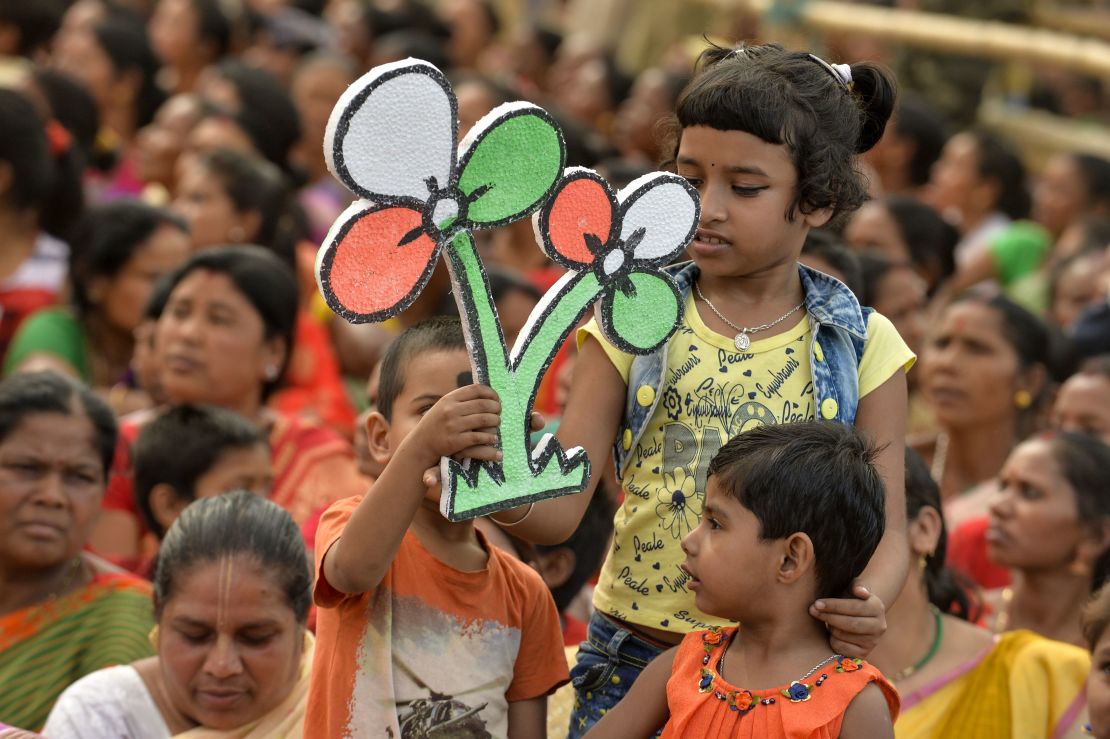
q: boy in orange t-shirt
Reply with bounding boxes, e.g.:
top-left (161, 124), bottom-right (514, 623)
top-left (305, 317), bottom-right (568, 738)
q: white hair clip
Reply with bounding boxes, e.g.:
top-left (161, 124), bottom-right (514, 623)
top-left (807, 53), bottom-right (853, 90)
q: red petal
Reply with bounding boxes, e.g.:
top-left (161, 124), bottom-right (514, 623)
top-left (545, 176), bottom-right (613, 266)
top-left (324, 206), bottom-right (437, 318)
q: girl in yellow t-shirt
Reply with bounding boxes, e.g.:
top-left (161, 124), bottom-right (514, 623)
top-left (493, 43), bottom-right (914, 736)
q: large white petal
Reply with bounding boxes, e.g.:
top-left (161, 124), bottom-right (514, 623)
top-left (324, 58), bottom-right (456, 202)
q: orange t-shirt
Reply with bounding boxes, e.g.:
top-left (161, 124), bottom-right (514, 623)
top-left (662, 627), bottom-right (899, 738)
top-left (305, 495), bottom-right (569, 738)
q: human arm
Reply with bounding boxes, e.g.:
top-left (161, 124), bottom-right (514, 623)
top-left (811, 370), bottom-right (909, 657)
top-left (493, 335), bottom-right (627, 544)
top-left (584, 647), bottom-right (675, 739)
top-left (321, 384), bottom-right (503, 594)
top-left (943, 249), bottom-right (998, 297)
top-left (506, 697), bottom-right (546, 739)
top-left (838, 683), bottom-right (895, 738)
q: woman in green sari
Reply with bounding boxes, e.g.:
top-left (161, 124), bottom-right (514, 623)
top-left (0, 371), bottom-right (154, 731)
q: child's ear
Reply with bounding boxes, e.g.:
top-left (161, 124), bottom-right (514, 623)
top-left (535, 547), bottom-right (577, 590)
top-left (365, 410), bottom-right (393, 465)
top-left (777, 532), bottom-right (816, 585)
top-left (801, 207), bottom-right (833, 230)
top-left (908, 506), bottom-right (943, 558)
top-left (150, 483), bottom-right (188, 535)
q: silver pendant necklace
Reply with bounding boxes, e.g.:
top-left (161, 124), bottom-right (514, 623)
top-left (694, 281), bottom-right (805, 351)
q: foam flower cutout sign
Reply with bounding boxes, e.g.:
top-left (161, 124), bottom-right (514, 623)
top-left (535, 168), bottom-right (698, 353)
top-left (316, 58), bottom-right (565, 322)
top-left (315, 58), bottom-right (700, 521)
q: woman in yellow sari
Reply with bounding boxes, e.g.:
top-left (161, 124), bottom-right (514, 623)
top-left (870, 450), bottom-right (1089, 738)
top-left (45, 492), bottom-right (313, 738)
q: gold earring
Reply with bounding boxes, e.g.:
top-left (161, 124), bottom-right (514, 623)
top-left (918, 554), bottom-right (928, 573)
top-left (1069, 559), bottom-right (1090, 578)
top-left (1015, 390), bottom-right (1033, 409)
top-left (148, 625), bottom-right (160, 649)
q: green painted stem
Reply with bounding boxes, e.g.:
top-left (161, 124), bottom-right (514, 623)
top-left (440, 231), bottom-right (604, 519)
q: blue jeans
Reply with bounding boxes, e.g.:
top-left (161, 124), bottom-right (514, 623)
top-left (565, 611), bottom-right (667, 738)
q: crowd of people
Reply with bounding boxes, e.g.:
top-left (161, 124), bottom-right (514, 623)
top-left (1, 0), bottom-right (1110, 737)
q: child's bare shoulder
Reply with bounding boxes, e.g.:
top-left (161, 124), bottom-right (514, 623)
top-left (839, 680), bottom-right (895, 738)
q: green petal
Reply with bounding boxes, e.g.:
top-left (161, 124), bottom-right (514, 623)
top-left (601, 271), bottom-right (681, 354)
top-left (458, 108), bottom-right (564, 227)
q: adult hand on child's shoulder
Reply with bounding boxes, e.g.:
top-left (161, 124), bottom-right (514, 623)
top-left (809, 581), bottom-right (887, 659)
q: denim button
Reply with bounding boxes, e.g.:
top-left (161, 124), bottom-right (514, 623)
top-left (622, 429), bottom-right (633, 450)
top-left (814, 341), bottom-right (825, 362)
top-left (821, 398), bottom-right (838, 419)
top-left (636, 385), bottom-right (655, 407)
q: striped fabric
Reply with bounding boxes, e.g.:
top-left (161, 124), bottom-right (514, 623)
top-left (0, 571), bottom-right (155, 731)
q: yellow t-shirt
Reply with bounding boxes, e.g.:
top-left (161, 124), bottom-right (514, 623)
top-left (580, 293), bottom-right (915, 634)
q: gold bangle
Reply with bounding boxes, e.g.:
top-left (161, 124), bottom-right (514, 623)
top-left (492, 502), bottom-right (534, 527)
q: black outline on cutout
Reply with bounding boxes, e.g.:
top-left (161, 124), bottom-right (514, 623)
top-left (327, 60), bottom-right (459, 204)
top-left (536, 167), bottom-right (619, 271)
top-left (616, 173), bottom-right (701, 265)
top-left (317, 203), bottom-right (441, 324)
top-left (455, 104), bottom-right (567, 229)
top-left (597, 268), bottom-right (684, 355)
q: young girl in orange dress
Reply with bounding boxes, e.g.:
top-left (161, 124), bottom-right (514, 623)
top-left (586, 422), bottom-right (899, 738)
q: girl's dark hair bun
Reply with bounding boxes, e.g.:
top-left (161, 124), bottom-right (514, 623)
top-left (850, 62), bottom-right (898, 154)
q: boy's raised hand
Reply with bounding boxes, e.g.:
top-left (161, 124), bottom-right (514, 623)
top-left (408, 384), bottom-right (503, 472)
top-left (809, 581), bottom-right (887, 658)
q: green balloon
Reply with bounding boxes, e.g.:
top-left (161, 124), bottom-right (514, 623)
top-left (459, 112), bottom-right (563, 226)
top-left (606, 271), bottom-right (680, 353)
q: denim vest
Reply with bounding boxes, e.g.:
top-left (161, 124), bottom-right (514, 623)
top-left (615, 261), bottom-right (872, 475)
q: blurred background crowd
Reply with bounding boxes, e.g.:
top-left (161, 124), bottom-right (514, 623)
top-left (2, 0), bottom-right (1110, 736)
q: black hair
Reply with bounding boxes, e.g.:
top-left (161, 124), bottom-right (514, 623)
top-left (487, 266), bottom-right (542, 304)
top-left (0, 371), bottom-right (117, 477)
top-left (535, 478), bottom-right (615, 612)
top-left (1083, 583), bottom-right (1110, 650)
top-left (1042, 431), bottom-right (1110, 529)
top-left (531, 25), bottom-right (562, 62)
top-left (905, 448), bottom-right (973, 619)
top-left (210, 60), bottom-right (302, 176)
top-left (671, 43), bottom-right (897, 224)
top-left (967, 130), bottom-right (1030, 220)
top-left (892, 94), bottom-right (948, 188)
top-left (377, 316), bottom-right (467, 422)
top-left (1071, 154), bottom-right (1110, 212)
top-left (949, 292), bottom-right (1051, 374)
top-left (194, 147), bottom-right (298, 267)
top-left (92, 11), bottom-right (165, 128)
top-left (0, 0), bottom-right (64, 56)
top-left (0, 89), bottom-right (54, 215)
top-left (32, 69), bottom-right (99, 161)
top-left (134, 405), bottom-right (267, 538)
top-left (0, 87), bottom-right (86, 242)
top-left (374, 29), bottom-right (451, 72)
top-left (801, 229), bottom-right (863, 297)
top-left (69, 200), bottom-right (188, 315)
top-left (187, 0), bottom-right (233, 59)
top-left (708, 421), bottom-right (885, 599)
top-left (883, 196), bottom-right (959, 289)
top-left (477, 0), bottom-right (500, 37)
top-left (599, 52), bottom-right (632, 111)
top-left (160, 246), bottom-right (298, 400)
top-left (153, 491), bottom-right (311, 623)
